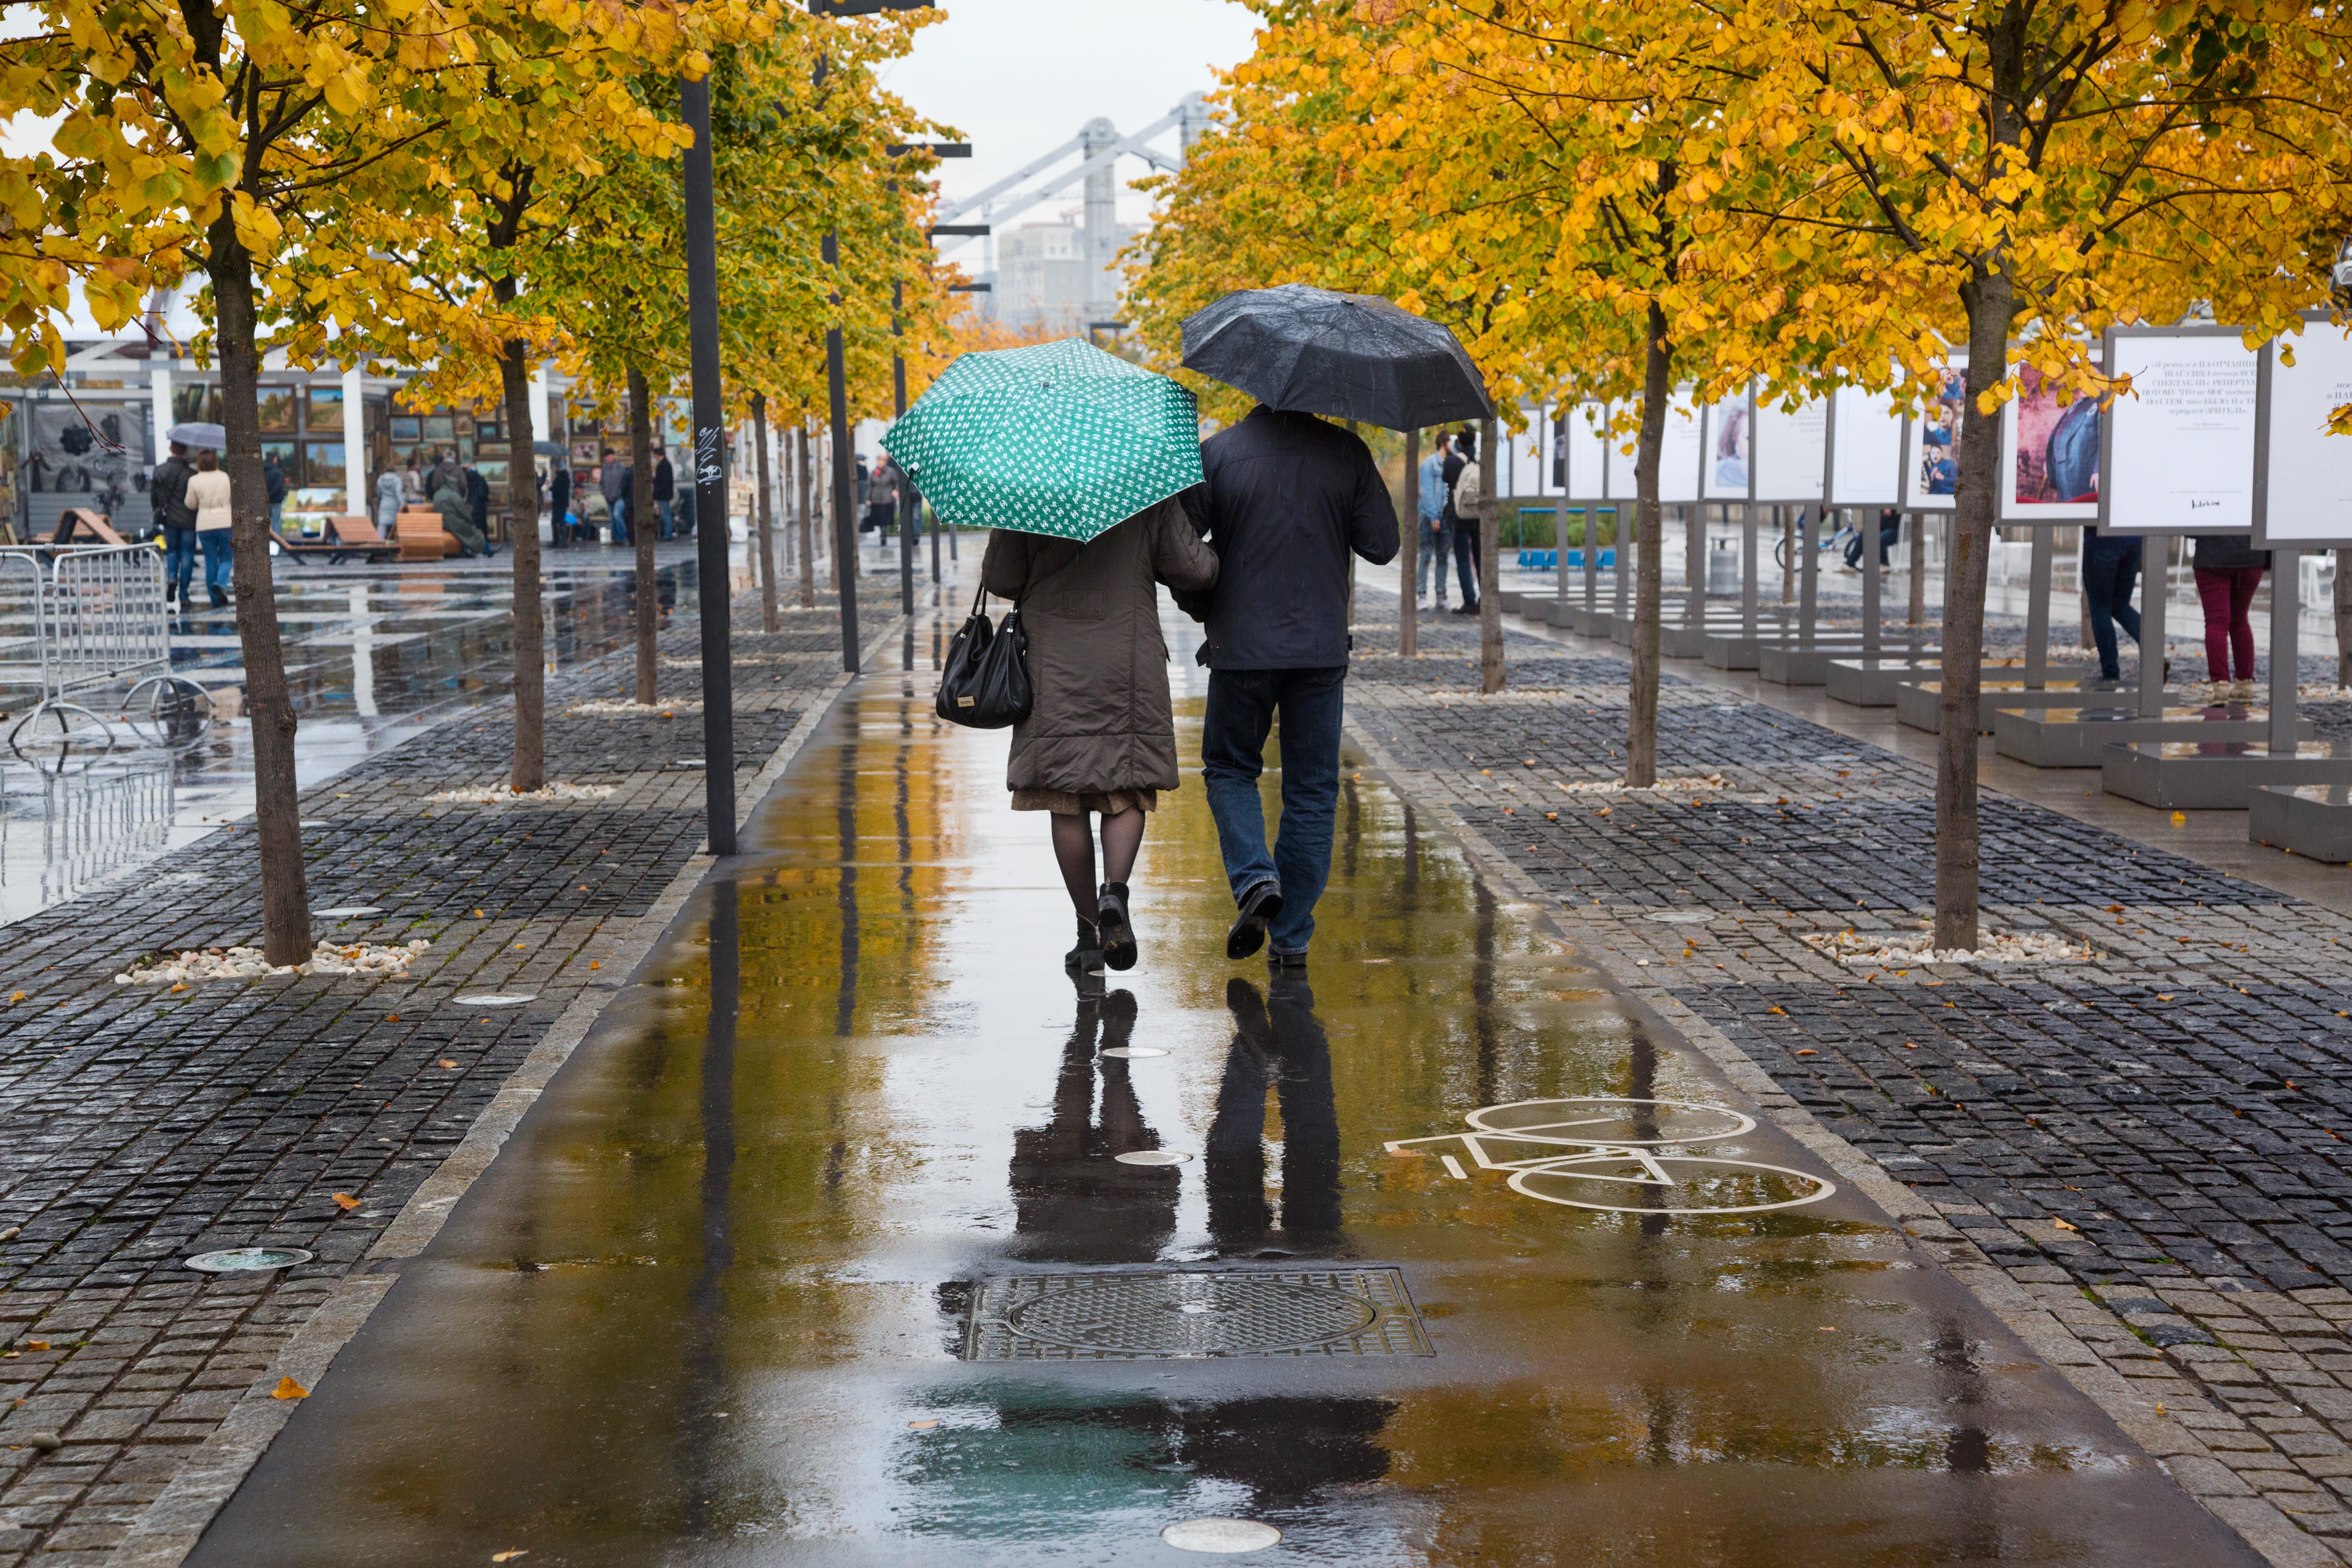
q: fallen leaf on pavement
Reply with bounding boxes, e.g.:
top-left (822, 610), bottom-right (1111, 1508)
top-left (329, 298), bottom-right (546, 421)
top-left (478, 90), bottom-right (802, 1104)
top-left (272, 1377), bottom-right (308, 1400)
top-left (2052, 1218), bottom-right (2079, 1231)
top-left (492, 1553), bottom-right (529, 1563)
top-left (439, 1059), bottom-right (459, 1069)
top-left (330, 1193), bottom-right (361, 1211)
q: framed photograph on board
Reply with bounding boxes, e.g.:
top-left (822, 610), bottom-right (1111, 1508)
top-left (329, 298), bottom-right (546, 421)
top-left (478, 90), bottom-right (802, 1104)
top-left (2096, 324), bottom-right (2259, 535)
top-left (2252, 314), bottom-right (2352, 550)
top-left (1701, 388), bottom-right (1751, 501)
top-left (1753, 394), bottom-right (1827, 504)
top-left (1901, 355), bottom-right (1966, 510)
top-left (2000, 362), bottom-right (2100, 520)
top-left (1826, 385), bottom-right (1904, 506)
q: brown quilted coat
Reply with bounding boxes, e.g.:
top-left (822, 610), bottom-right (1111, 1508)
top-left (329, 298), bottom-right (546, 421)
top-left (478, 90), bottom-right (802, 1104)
top-left (979, 497), bottom-right (1219, 795)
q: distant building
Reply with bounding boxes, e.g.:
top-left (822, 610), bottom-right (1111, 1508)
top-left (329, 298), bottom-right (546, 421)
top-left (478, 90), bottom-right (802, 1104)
top-left (995, 219), bottom-right (1143, 335)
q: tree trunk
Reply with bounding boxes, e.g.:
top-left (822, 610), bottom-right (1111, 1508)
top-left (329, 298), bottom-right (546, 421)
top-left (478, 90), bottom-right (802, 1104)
top-left (796, 425), bottom-right (816, 608)
top-left (1626, 302), bottom-right (1671, 787)
top-left (753, 392), bottom-right (779, 633)
top-left (207, 218), bottom-right (311, 964)
top-left (1478, 414), bottom-right (1503, 693)
top-left (628, 363), bottom-right (657, 706)
top-left (500, 341), bottom-right (544, 791)
top-left (1400, 427), bottom-right (1419, 657)
top-left (1934, 267), bottom-right (2018, 951)
top-left (1908, 509), bottom-right (1926, 624)
top-left (2335, 547), bottom-right (2352, 686)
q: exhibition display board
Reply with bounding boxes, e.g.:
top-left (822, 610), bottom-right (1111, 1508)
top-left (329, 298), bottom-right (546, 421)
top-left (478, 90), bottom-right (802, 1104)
top-left (2252, 314), bottom-right (2352, 550)
top-left (1753, 395), bottom-right (1828, 506)
top-left (2000, 360), bottom-right (2102, 521)
top-left (1826, 385), bottom-right (1904, 507)
top-left (2096, 325), bottom-right (2261, 535)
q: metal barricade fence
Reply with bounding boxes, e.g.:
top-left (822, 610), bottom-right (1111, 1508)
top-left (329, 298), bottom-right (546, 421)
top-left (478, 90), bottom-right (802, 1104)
top-left (43, 544), bottom-right (168, 700)
top-left (0, 550), bottom-right (49, 698)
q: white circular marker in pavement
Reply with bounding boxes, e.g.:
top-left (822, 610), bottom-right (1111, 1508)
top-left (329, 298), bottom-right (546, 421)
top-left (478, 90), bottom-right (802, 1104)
top-left (1114, 1150), bottom-right (1192, 1166)
top-left (1100, 1047), bottom-right (1167, 1058)
top-left (1161, 1519), bottom-right (1281, 1554)
top-left (454, 994), bottom-right (536, 1007)
top-left (1644, 911), bottom-right (1711, 924)
top-left (315, 906), bottom-right (382, 919)
top-left (186, 1247), bottom-right (313, 1273)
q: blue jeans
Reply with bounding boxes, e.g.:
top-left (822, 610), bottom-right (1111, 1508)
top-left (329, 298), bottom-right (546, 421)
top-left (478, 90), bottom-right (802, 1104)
top-left (1417, 519), bottom-right (1450, 599)
top-left (610, 497), bottom-right (629, 544)
top-left (164, 526), bottom-right (196, 599)
top-left (1202, 666), bottom-right (1347, 956)
top-left (2083, 534), bottom-right (2143, 679)
top-left (198, 529), bottom-right (232, 599)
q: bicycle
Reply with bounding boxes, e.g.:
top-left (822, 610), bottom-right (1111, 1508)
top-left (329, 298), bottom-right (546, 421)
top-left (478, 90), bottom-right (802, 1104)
top-left (1385, 1096), bottom-right (1838, 1216)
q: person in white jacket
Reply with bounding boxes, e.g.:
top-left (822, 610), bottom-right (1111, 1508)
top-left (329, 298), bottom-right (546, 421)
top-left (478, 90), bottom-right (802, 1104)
top-left (184, 450), bottom-right (234, 610)
top-left (376, 468), bottom-right (403, 532)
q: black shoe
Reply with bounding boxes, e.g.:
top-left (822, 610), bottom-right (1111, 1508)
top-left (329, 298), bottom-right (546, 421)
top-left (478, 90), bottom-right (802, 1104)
top-left (208, 590), bottom-right (228, 608)
top-left (1226, 880), bottom-right (1283, 961)
top-left (1097, 882), bottom-right (1136, 971)
top-left (1064, 917), bottom-right (1101, 972)
top-left (1270, 949), bottom-right (1308, 968)
top-left (1453, 601), bottom-right (1480, 615)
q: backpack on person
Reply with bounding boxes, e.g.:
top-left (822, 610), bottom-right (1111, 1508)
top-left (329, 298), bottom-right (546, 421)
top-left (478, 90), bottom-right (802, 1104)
top-left (1452, 461), bottom-right (1483, 516)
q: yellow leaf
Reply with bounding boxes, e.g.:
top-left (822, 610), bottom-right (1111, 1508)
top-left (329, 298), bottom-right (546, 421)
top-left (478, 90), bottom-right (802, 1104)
top-left (272, 1376), bottom-right (308, 1399)
top-left (492, 1554), bottom-right (530, 1563)
top-left (330, 1192), bottom-right (361, 1211)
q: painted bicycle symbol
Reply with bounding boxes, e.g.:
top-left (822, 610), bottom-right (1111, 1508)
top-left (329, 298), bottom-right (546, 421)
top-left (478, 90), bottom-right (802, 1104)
top-left (1384, 1097), bottom-right (1838, 1216)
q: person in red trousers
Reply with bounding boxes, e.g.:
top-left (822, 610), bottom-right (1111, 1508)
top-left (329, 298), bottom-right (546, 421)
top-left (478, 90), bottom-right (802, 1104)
top-left (2191, 532), bottom-right (2270, 693)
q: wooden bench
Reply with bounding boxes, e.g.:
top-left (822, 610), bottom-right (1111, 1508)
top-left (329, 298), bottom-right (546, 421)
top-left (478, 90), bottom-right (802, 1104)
top-left (394, 512), bottom-right (461, 561)
top-left (275, 515), bottom-right (400, 564)
top-left (42, 509), bottom-right (129, 546)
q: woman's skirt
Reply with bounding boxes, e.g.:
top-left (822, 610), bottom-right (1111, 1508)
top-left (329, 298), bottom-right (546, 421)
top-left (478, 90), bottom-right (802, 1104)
top-left (1009, 787), bottom-right (1159, 815)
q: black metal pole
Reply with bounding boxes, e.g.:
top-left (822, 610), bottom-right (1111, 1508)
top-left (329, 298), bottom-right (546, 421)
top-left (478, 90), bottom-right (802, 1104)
top-left (824, 227), bottom-right (860, 672)
top-left (682, 70), bottom-right (735, 857)
top-left (893, 280), bottom-right (913, 617)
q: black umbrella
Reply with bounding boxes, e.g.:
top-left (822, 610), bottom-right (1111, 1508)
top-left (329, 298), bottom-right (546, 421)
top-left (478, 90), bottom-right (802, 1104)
top-left (1179, 283), bottom-right (1492, 431)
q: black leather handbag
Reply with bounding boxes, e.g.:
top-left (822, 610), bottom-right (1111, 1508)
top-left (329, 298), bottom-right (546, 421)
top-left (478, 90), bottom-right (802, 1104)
top-left (935, 588), bottom-right (1032, 728)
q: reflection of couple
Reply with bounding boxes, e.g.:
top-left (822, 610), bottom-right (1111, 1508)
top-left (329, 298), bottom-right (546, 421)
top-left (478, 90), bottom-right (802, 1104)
top-left (1009, 973), bottom-right (1342, 1261)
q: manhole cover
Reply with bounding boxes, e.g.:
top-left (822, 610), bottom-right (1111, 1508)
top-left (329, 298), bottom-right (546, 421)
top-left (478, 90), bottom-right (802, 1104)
top-left (315, 906), bottom-right (382, 918)
top-left (1163, 1519), bottom-right (1282, 1554)
top-left (454, 994), bottom-right (535, 1007)
top-left (962, 1267), bottom-right (1434, 1361)
top-left (187, 1247), bottom-right (313, 1273)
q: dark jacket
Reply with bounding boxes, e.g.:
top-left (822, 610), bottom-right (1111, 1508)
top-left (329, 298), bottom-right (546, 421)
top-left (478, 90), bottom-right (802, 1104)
top-left (1439, 450), bottom-right (1467, 528)
top-left (435, 483), bottom-right (486, 554)
top-left (550, 469), bottom-right (572, 519)
top-left (262, 457), bottom-right (287, 505)
top-left (2193, 533), bottom-right (2269, 572)
top-left (150, 454), bottom-right (195, 530)
top-left (653, 455), bottom-right (674, 502)
top-left (981, 499), bottom-right (1219, 795)
top-left (465, 467), bottom-right (490, 528)
top-left (1177, 408), bottom-right (1399, 670)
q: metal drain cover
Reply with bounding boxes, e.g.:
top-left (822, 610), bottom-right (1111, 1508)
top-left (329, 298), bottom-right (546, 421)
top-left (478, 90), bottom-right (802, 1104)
top-left (962, 1267), bottom-right (1434, 1361)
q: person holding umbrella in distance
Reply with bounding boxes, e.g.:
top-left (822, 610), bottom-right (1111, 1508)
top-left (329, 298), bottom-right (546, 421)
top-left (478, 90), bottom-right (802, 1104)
top-left (886, 338), bottom-right (1219, 974)
top-left (1178, 284), bottom-right (1490, 965)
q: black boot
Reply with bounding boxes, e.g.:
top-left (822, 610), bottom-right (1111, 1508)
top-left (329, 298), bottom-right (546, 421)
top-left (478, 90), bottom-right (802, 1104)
top-left (1097, 882), bottom-right (1136, 971)
top-left (1064, 916), bottom-right (1101, 972)
top-left (1226, 879), bottom-right (1284, 961)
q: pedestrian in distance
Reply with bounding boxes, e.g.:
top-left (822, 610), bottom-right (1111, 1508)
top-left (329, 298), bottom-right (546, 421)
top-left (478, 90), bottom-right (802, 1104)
top-left (609, 456), bottom-right (635, 544)
top-left (185, 449), bottom-right (234, 609)
top-left (548, 465), bottom-right (572, 548)
top-left (652, 450), bottom-right (675, 538)
top-left (1443, 428), bottom-right (1479, 615)
top-left (464, 463), bottom-right (490, 540)
top-left (1417, 430), bottom-right (1451, 610)
top-left (599, 448), bottom-right (627, 543)
top-left (1179, 405), bottom-right (1400, 966)
top-left (2192, 532), bottom-right (2269, 695)
top-left (983, 497), bottom-right (1219, 973)
top-left (866, 454), bottom-right (900, 542)
top-left (435, 472), bottom-right (490, 557)
top-left (2080, 523), bottom-right (2144, 685)
top-left (374, 467), bottom-right (403, 535)
top-left (150, 439), bottom-right (197, 605)
top-left (262, 450), bottom-right (287, 532)
top-left (1844, 506), bottom-right (1900, 570)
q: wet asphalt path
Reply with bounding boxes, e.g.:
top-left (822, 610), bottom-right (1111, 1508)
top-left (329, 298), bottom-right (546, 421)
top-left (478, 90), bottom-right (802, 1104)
top-left (183, 580), bottom-right (2256, 1566)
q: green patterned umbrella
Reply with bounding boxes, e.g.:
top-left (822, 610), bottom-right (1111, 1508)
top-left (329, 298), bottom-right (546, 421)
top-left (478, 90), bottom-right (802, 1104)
top-left (882, 337), bottom-right (1203, 543)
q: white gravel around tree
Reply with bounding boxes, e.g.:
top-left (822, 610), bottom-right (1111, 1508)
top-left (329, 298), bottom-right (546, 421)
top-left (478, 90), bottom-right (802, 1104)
top-left (115, 938), bottom-right (432, 984)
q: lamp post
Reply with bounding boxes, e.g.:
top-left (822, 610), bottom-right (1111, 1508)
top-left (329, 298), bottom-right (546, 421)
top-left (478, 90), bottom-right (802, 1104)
top-left (680, 58), bottom-right (735, 855)
top-left (885, 143), bottom-right (973, 615)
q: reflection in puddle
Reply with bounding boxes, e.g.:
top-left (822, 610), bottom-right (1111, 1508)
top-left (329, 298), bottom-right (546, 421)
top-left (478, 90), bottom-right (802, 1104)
top-left (0, 760), bottom-right (174, 920)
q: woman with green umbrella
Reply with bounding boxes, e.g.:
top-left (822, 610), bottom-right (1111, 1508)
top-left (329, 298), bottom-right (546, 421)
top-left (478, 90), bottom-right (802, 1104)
top-left (888, 339), bottom-right (1218, 973)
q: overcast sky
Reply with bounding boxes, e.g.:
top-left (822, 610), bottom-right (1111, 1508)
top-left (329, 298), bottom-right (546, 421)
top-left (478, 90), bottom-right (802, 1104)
top-left (878, 0), bottom-right (1261, 239)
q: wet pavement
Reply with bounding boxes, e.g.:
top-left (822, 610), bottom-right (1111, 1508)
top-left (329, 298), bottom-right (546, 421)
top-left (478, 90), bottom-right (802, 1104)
top-left (184, 586), bottom-right (2256, 1565)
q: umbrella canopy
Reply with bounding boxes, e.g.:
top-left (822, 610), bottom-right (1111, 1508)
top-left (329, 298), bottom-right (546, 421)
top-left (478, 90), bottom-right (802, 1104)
top-left (166, 421), bottom-right (226, 452)
top-left (1180, 284), bottom-right (1491, 431)
top-left (883, 337), bottom-right (1204, 544)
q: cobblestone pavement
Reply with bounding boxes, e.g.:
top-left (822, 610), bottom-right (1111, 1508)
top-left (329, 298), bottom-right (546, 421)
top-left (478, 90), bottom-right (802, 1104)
top-left (1348, 587), bottom-right (2352, 1568)
top-left (0, 573), bottom-right (905, 1568)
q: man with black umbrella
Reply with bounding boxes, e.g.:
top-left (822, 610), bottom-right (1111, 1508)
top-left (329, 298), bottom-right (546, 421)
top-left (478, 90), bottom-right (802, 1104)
top-left (1178, 407), bottom-right (1398, 967)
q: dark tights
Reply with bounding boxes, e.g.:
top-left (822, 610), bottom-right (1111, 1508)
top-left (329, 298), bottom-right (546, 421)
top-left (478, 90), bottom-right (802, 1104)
top-left (1051, 809), bottom-right (1146, 921)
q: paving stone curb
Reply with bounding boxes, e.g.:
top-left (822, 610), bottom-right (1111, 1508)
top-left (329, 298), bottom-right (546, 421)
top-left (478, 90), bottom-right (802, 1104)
top-left (96, 614), bottom-right (904, 1568)
top-left (1341, 703), bottom-right (2339, 1568)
